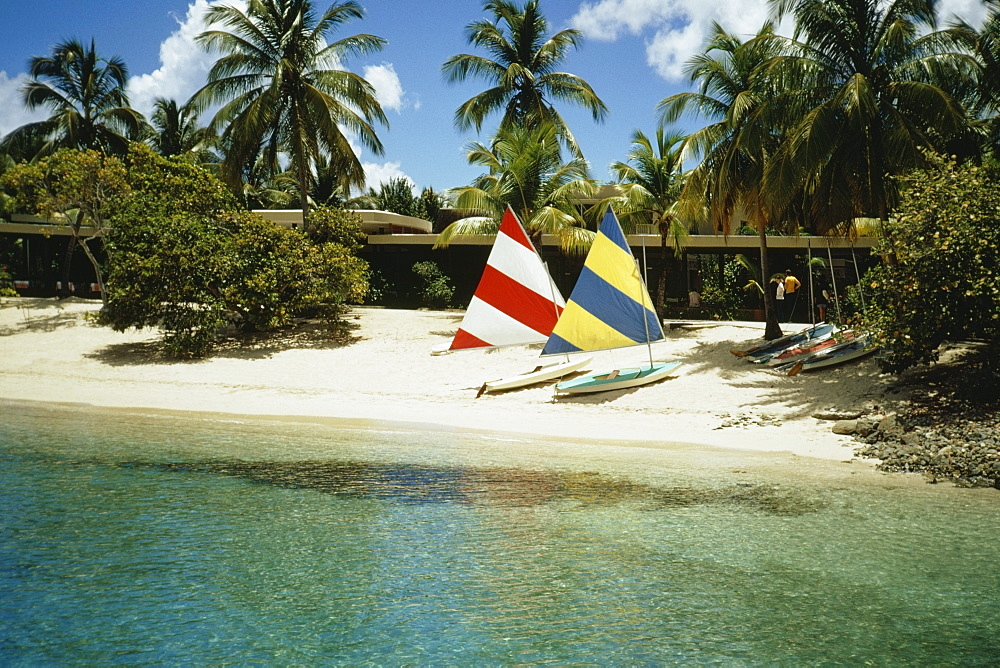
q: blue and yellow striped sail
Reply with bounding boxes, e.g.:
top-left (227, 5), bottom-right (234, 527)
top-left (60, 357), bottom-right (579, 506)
top-left (542, 209), bottom-right (664, 355)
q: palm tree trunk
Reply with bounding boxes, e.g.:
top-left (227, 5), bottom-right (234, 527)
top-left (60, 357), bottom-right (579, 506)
top-left (759, 226), bottom-right (782, 340)
top-left (656, 233), bottom-right (668, 321)
top-left (298, 164), bottom-right (311, 234)
top-left (58, 236), bottom-right (75, 299)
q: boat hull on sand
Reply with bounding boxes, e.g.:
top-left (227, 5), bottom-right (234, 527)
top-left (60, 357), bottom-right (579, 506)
top-left (757, 331), bottom-right (851, 366)
top-left (554, 361), bottom-right (683, 395)
top-left (479, 356), bottom-right (592, 395)
top-left (778, 335), bottom-right (877, 374)
top-left (734, 323), bottom-right (836, 361)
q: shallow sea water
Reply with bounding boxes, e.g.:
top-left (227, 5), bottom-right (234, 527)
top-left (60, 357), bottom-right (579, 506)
top-left (2, 400), bottom-right (999, 665)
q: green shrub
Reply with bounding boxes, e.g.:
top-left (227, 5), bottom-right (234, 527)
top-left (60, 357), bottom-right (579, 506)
top-left (306, 206), bottom-right (367, 252)
top-left (411, 261), bottom-right (454, 309)
top-left (0, 265), bottom-right (17, 298)
top-left (865, 154), bottom-right (1000, 373)
top-left (100, 150), bottom-right (369, 357)
top-left (699, 284), bottom-right (742, 320)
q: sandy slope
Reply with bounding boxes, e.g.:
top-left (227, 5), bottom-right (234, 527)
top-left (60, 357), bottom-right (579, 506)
top-left (0, 298), bottom-right (897, 461)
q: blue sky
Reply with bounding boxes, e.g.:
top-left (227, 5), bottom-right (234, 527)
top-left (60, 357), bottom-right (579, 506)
top-left (0, 0), bottom-right (988, 194)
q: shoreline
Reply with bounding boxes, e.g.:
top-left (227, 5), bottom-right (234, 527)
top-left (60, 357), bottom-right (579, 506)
top-left (7, 395), bottom-right (930, 497)
top-left (0, 298), bottom-right (900, 463)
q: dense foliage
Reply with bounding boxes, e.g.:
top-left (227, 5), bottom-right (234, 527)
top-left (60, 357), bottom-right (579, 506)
top-left (1, 148), bottom-right (128, 298)
top-left (437, 122), bottom-right (596, 254)
top-left (100, 146), bottom-right (368, 357)
top-left (411, 261), bottom-right (454, 309)
top-left (2, 149), bottom-right (128, 224)
top-left (0, 265), bottom-right (16, 298)
top-left (352, 177), bottom-right (444, 224)
top-left (865, 155), bottom-right (1000, 373)
top-left (305, 205), bottom-right (367, 251)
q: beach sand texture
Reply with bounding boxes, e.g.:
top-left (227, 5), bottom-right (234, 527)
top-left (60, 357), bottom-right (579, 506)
top-left (0, 298), bottom-right (896, 461)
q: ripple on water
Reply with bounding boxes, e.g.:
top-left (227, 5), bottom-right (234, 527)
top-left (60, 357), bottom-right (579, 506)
top-left (1, 401), bottom-right (999, 664)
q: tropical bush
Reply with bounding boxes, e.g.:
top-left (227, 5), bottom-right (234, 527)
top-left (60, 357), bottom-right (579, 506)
top-left (1, 148), bottom-right (129, 299)
top-left (100, 146), bottom-right (369, 357)
top-left (411, 261), bottom-right (454, 309)
top-left (679, 255), bottom-right (753, 320)
top-left (305, 205), bottom-right (367, 252)
top-left (865, 154), bottom-right (1000, 373)
top-left (0, 265), bottom-right (17, 298)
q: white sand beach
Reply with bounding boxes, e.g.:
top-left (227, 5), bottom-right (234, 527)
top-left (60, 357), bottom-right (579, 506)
top-left (0, 298), bottom-right (898, 462)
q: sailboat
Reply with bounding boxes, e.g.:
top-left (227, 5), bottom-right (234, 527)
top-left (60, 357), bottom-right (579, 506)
top-left (543, 209), bottom-right (683, 395)
top-left (436, 206), bottom-right (591, 395)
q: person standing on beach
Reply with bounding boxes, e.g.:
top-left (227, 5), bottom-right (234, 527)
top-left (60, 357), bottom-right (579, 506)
top-left (774, 275), bottom-right (786, 322)
top-left (815, 287), bottom-right (829, 322)
top-left (784, 269), bottom-right (801, 321)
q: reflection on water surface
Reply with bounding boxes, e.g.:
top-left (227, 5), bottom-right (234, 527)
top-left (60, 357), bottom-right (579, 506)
top-left (2, 400), bottom-right (998, 665)
top-left (114, 459), bottom-right (825, 515)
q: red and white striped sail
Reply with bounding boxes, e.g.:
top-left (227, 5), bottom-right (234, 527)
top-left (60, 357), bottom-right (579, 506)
top-left (448, 207), bottom-right (565, 351)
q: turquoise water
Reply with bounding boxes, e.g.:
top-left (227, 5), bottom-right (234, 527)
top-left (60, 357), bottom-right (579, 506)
top-left (2, 401), bottom-right (999, 665)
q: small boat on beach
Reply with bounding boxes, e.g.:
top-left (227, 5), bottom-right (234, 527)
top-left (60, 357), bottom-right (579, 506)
top-left (779, 334), bottom-right (878, 375)
top-left (756, 330), bottom-right (853, 366)
top-left (544, 209), bottom-right (682, 395)
top-left (440, 207), bottom-right (591, 395)
top-left (735, 322), bottom-right (837, 362)
top-left (477, 357), bottom-right (591, 396)
top-left (554, 361), bottom-right (683, 395)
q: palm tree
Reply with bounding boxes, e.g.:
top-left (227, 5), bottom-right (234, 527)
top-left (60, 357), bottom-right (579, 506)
top-left (442, 0), bottom-right (607, 155)
top-left (605, 127), bottom-right (689, 319)
top-left (761, 0), bottom-right (977, 232)
top-left (147, 97), bottom-right (216, 161)
top-left (659, 23), bottom-right (787, 339)
top-left (957, 7), bottom-right (1000, 157)
top-left (0, 38), bottom-right (143, 159)
top-left (435, 121), bottom-right (597, 254)
top-left (193, 0), bottom-right (388, 229)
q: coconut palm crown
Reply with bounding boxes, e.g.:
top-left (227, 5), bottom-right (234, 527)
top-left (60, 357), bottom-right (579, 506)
top-left (435, 122), bottom-right (597, 255)
top-left (761, 0), bottom-right (977, 230)
top-left (0, 38), bottom-right (143, 160)
top-left (192, 0), bottom-right (388, 227)
top-left (147, 97), bottom-right (216, 161)
top-left (442, 0), bottom-right (608, 155)
top-left (660, 23), bottom-right (789, 339)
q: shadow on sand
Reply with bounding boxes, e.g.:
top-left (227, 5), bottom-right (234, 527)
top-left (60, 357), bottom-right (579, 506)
top-left (86, 318), bottom-right (364, 367)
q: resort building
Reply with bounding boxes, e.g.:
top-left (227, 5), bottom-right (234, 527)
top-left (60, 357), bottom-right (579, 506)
top-left (0, 207), bottom-right (876, 321)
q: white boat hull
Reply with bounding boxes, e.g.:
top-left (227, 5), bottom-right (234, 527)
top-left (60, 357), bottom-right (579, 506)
top-left (481, 356), bottom-right (592, 394)
top-left (757, 331), bottom-right (849, 366)
top-left (742, 323), bottom-right (837, 362)
top-left (554, 361), bottom-right (683, 395)
top-left (777, 335), bottom-right (877, 374)
top-left (795, 341), bottom-right (877, 371)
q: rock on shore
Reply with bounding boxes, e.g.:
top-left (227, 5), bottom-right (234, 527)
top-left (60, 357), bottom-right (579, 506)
top-left (832, 352), bottom-right (1000, 488)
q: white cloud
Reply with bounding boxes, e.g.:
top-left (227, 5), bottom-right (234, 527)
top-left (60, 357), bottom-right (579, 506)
top-left (938, 0), bottom-right (988, 26)
top-left (0, 71), bottom-right (49, 138)
top-left (571, 0), bottom-right (678, 40)
top-left (571, 0), bottom-right (984, 82)
top-left (359, 160), bottom-right (413, 195)
top-left (363, 63), bottom-right (406, 113)
top-left (570, 1), bottom-right (754, 81)
top-left (127, 0), bottom-right (223, 117)
top-left (573, 0), bottom-right (773, 81)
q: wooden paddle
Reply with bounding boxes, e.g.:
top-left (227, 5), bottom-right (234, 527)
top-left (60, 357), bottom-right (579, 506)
top-left (787, 361), bottom-right (804, 377)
